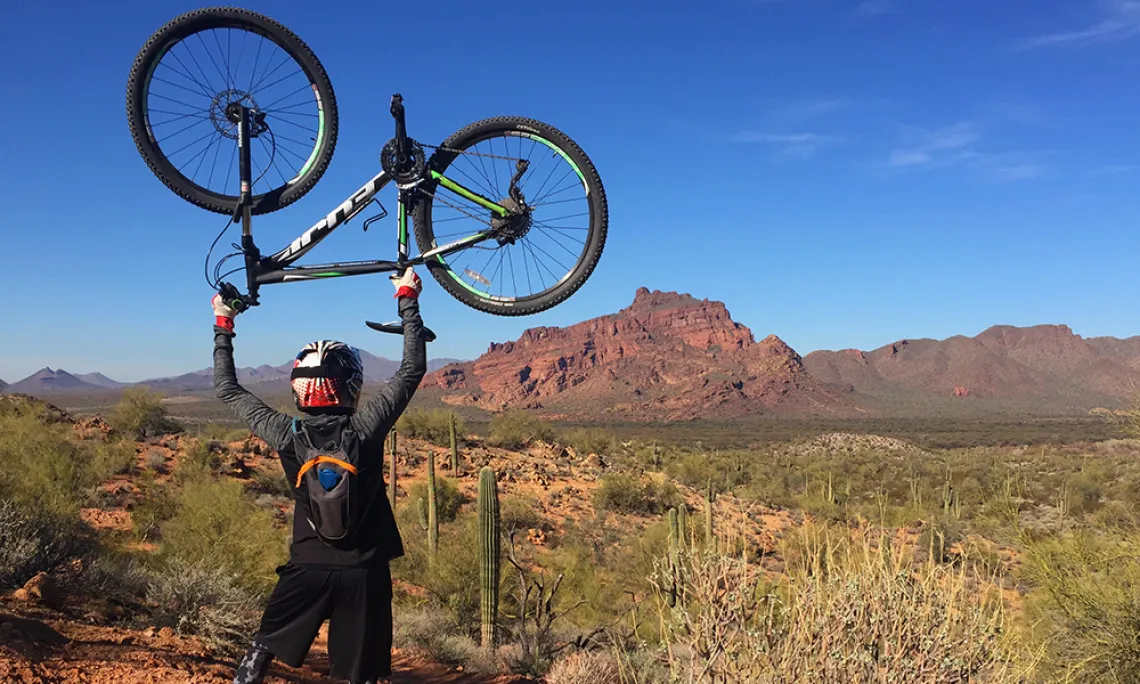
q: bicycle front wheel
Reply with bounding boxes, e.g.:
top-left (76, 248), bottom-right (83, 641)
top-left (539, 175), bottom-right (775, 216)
top-left (126, 7), bottom-right (338, 216)
top-left (414, 117), bottom-right (608, 316)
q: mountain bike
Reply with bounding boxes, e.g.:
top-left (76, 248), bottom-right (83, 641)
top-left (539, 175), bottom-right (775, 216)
top-left (125, 7), bottom-right (608, 338)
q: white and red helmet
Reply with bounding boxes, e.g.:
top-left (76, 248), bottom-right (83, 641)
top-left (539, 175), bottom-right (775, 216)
top-left (290, 340), bottom-right (365, 414)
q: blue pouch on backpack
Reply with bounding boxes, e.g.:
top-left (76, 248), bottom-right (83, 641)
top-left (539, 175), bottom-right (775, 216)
top-left (317, 467), bottom-right (343, 491)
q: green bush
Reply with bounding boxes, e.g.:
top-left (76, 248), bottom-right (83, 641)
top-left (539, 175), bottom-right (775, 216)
top-left (0, 407), bottom-right (117, 515)
top-left (198, 422), bottom-right (250, 443)
top-left (407, 474), bottom-right (466, 523)
top-left (397, 409), bottom-right (465, 447)
top-left (106, 387), bottom-right (183, 439)
top-left (1021, 530), bottom-right (1140, 682)
top-left (131, 468), bottom-right (178, 543)
top-left (488, 410), bottom-right (556, 449)
top-left (175, 440), bottom-right (224, 482)
top-left (594, 473), bottom-right (683, 516)
top-left (158, 476), bottom-right (287, 593)
top-left (560, 427), bottom-right (616, 457)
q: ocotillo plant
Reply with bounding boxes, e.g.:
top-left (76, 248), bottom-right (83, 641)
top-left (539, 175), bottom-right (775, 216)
top-left (705, 481), bottom-right (716, 549)
top-left (417, 452), bottom-right (439, 556)
top-left (388, 442), bottom-right (398, 509)
top-left (449, 412), bottom-right (460, 474)
top-left (478, 466), bottom-right (501, 651)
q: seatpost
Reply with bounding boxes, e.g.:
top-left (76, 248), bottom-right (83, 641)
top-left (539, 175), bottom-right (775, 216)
top-left (390, 94), bottom-right (408, 165)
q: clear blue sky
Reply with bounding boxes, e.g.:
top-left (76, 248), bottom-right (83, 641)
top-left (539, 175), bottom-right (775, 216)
top-left (2, 0), bottom-right (1138, 382)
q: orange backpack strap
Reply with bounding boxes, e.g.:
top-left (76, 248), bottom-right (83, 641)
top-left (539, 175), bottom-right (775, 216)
top-left (295, 455), bottom-right (359, 488)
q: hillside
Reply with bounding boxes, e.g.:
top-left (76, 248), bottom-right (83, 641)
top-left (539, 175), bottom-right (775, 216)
top-left (423, 287), bottom-right (847, 420)
top-left (6, 368), bottom-right (105, 394)
top-left (804, 324), bottom-right (1140, 406)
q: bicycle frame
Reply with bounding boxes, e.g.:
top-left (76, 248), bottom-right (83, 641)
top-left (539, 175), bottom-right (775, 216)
top-left (226, 95), bottom-right (511, 309)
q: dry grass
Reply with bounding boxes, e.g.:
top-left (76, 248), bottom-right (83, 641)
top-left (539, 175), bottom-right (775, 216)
top-left (650, 521), bottom-right (1034, 683)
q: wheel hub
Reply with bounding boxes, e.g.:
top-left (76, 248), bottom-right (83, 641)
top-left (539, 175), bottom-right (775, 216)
top-left (213, 90), bottom-right (260, 139)
top-left (493, 197), bottom-right (532, 244)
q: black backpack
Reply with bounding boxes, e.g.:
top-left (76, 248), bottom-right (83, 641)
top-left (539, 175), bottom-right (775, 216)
top-left (289, 419), bottom-right (379, 547)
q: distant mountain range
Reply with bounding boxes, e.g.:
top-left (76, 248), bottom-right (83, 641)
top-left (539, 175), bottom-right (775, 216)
top-left (3, 351), bottom-right (462, 395)
top-left (420, 288), bottom-right (1140, 419)
top-left (8, 290), bottom-right (1140, 418)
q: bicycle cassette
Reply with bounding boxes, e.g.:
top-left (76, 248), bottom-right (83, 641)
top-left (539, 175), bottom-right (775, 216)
top-left (380, 138), bottom-right (426, 183)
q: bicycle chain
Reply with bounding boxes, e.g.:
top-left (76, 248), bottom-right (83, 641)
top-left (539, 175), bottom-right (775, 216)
top-left (420, 142), bottom-right (524, 163)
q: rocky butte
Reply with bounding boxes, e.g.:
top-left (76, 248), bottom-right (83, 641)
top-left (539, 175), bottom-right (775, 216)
top-left (422, 287), bottom-right (844, 420)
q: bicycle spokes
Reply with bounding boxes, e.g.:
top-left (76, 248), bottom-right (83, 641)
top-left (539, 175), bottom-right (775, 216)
top-left (423, 134), bottom-right (591, 301)
top-left (142, 26), bottom-right (325, 198)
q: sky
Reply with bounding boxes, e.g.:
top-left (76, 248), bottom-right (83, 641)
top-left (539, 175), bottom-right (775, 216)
top-left (1, 0), bottom-right (1139, 383)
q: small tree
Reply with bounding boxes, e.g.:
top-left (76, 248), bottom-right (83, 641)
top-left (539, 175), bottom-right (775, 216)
top-left (107, 387), bottom-right (182, 439)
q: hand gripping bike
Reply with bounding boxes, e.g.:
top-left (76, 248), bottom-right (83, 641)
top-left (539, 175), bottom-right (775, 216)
top-left (126, 7), bottom-right (608, 340)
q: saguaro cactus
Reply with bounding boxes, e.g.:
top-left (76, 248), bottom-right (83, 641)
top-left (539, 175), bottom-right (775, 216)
top-left (449, 412), bottom-right (460, 474)
top-left (677, 504), bottom-right (688, 549)
top-left (667, 507), bottom-right (680, 607)
top-left (478, 466), bottom-right (501, 651)
top-left (418, 452), bottom-right (439, 556)
top-left (388, 428), bottom-right (397, 458)
top-left (388, 441), bottom-right (398, 508)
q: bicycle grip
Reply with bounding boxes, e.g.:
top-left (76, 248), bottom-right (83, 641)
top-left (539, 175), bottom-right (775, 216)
top-left (217, 282), bottom-right (249, 313)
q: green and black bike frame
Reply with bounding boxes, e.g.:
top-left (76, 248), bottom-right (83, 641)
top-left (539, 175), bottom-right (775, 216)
top-left (217, 94), bottom-right (516, 324)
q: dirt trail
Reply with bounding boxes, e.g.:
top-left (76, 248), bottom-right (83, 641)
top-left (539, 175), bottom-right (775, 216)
top-left (0, 608), bottom-right (530, 684)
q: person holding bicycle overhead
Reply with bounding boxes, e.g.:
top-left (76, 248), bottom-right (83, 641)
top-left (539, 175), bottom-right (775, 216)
top-left (213, 268), bottom-right (426, 684)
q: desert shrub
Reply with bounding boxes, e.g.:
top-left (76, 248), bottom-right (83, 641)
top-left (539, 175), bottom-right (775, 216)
top-left (500, 495), bottom-right (542, 537)
top-left (90, 439), bottom-right (137, 479)
top-left (106, 387), bottom-right (183, 439)
top-left (130, 469), bottom-right (178, 543)
top-left (158, 476), bottom-right (287, 592)
top-left (650, 524), bottom-right (1026, 683)
top-left (198, 422), bottom-right (249, 443)
top-left (392, 604), bottom-right (498, 673)
top-left (0, 408), bottom-right (113, 515)
top-left (175, 440), bottom-right (224, 481)
top-left (560, 427), bottom-right (616, 457)
top-left (594, 473), bottom-right (682, 516)
top-left (392, 509), bottom-right (486, 629)
top-left (397, 409), bottom-right (464, 447)
top-left (251, 466), bottom-right (291, 498)
top-left (487, 410), bottom-right (556, 449)
top-left (0, 500), bottom-right (95, 590)
top-left (1020, 529), bottom-right (1140, 683)
top-left (546, 650), bottom-right (621, 684)
top-left (147, 556), bottom-right (262, 654)
top-left (145, 449), bottom-right (168, 473)
top-left (407, 474), bottom-right (466, 524)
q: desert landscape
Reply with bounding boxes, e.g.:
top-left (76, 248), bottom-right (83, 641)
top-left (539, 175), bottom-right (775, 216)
top-left (3, 288), bottom-right (1140, 682)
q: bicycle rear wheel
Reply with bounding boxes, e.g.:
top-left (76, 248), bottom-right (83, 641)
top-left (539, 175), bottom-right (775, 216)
top-left (413, 117), bottom-right (608, 316)
top-left (126, 7), bottom-right (338, 216)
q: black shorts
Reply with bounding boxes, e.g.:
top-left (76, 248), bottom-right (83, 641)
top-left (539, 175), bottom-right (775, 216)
top-left (256, 561), bottom-right (393, 681)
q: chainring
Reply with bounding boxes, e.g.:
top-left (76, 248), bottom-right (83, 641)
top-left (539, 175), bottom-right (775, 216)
top-left (380, 138), bottom-right (426, 183)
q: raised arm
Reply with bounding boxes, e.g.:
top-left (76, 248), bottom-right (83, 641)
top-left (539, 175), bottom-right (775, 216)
top-left (350, 270), bottom-right (428, 439)
top-left (212, 294), bottom-right (293, 451)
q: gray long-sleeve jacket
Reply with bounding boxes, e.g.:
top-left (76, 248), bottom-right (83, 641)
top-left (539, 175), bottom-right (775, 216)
top-left (213, 296), bottom-right (426, 567)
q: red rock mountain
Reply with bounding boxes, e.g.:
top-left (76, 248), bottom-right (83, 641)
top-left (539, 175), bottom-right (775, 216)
top-left (803, 325), bottom-right (1140, 403)
top-left (422, 288), bottom-right (844, 419)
